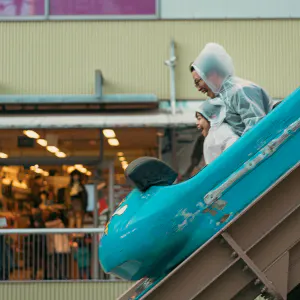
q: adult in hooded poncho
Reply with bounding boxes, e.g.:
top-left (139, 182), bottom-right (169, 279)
top-left (192, 43), bottom-right (274, 136)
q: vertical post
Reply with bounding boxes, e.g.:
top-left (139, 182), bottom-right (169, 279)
top-left (164, 40), bottom-right (177, 115)
top-left (91, 129), bottom-right (104, 279)
top-left (108, 160), bottom-right (116, 280)
top-left (171, 128), bottom-right (178, 171)
top-left (108, 160), bottom-right (115, 218)
top-left (44, 0), bottom-right (50, 19)
top-left (92, 179), bottom-right (99, 280)
top-left (157, 129), bottom-right (164, 160)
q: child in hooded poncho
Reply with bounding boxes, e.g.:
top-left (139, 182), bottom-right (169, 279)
top-left (196, 99), bottom-right (239, 164)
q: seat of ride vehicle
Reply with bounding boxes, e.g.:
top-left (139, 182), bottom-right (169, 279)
top-left (99, 88), bottom-right (300, 282)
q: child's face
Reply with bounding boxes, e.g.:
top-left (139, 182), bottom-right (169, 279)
top-left (196, 113), bottom-right (210, 137)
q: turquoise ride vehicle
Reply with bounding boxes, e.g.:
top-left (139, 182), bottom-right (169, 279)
top-left (99, 88), bottom-right (300, 282)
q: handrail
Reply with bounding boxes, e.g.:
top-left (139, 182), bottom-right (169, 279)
top-left (0, 228), bottom-right (104, 234)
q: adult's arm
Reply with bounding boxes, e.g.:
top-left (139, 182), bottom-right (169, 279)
top-left (234, 86), bottom-right (272, 135)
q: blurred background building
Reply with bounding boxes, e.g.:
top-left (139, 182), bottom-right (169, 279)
top-left (0, 0), bottom-right (299, 299)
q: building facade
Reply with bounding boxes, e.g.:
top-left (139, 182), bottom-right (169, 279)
top-left (0, 19), bottom-right (299, 101)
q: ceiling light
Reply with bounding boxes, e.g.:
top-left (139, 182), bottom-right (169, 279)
top-left (103, 129), bottom-right (116, 139)
top-left (121, 160), bottom-right (128, 166)
top-left (122, 163), bottom-right (128, 170)
top-left (55, 151), bottom-right (67, 158)
top-left (37, 139), bottom-right (47, 147)
top-left (119, 156), bottom-right (125, 161)
top-left (46, 146), bottom-right (59, 153)
top-left (108, 138), bottom-right (119, 146)
top-left (117, 152), bottom-right (124, 156)
top-left (23, 130), bottom-right (40, 139)
top-left (67, 166), bottom-right (75, 174)
top-left (79, 167), bottom-right (87, 173)
top-left (0, 152), bottom-right (8, 159)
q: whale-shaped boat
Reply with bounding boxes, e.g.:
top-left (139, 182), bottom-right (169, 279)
top-left (99, 88), bottom-right (300, 283)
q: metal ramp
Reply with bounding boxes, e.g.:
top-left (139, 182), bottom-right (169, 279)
top-left (119, 162), bottom-right (300, 300)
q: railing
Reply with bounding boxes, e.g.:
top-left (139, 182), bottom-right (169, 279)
top-left (0, 228), bottom-right (109, 281)
top-left (0, 228), bottom-right (135, 299)
top-left (0, 228), bottom-right (276, 300)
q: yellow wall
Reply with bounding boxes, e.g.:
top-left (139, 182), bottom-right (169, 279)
top-left (0, 281), bottom-right (134, 300)
top-left (0, 20), bottom-right (299, 100)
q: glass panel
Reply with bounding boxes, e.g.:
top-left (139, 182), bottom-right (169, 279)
top-left (0, 0), bottom-right (45, 16)
top-left (50, 0), bottom-right (156, 16)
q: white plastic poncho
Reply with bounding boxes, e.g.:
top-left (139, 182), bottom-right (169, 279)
top-left (197, 100), bottom-right (239, 164)
top-left (192, 43), bottom-right (274, 136)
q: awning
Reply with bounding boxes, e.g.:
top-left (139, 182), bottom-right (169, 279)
top-left (0, 111), bottom-right (195, 129)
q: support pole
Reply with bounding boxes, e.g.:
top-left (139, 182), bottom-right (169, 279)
top-left (108, 160), bottom-right (115, 218)
top-left (164, 40), bottom-right (177, 115)
top-left (92, 179), bottom-right (99, 280)
top-left (108, 160), bottom-right (116, 280)
top-left (171, 128), bottom-right (178, 171)
top-left (91, 129), bottom-right (104, 279)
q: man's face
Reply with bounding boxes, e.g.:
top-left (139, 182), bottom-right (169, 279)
top-left (192, 71), bottom-right (215, 98)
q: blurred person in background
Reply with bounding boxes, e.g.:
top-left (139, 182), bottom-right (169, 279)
top-left (30, 174), bottom-right (45, 209)
top-left (45, 211), bottom-right (70, 280)
top-left (190, 42), bottom-right (274, 137)
top-left (63, 169), bottom-right (88, 228)
top-left (30, 212), bottom-right (47, 280)
top-left (181, 135), bottom-right (205, 180)
top-left (73, 234), bottom-right (91, 280)
top-left (0, 218), bottom-right (11, 280)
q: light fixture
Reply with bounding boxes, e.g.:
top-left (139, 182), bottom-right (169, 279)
top-left (108, 138), bottom-right (119, 146)
top-left (119, 156), bottom-right (125, 161)
top-left (23, 130), bottom-right (40, 139)
top-left (79, 167), bottom-right (87, 173)
top-left (75, 164), bottom-right (83, 169)
top-left (46, 146), bottom-right (59, 153)
top-left (103, 129), bottom-right (116, 139)
top-left (122, 163), bottom-right (128, 170)
top-left (117, 152), bottom-right (124, 156)
top-left (121, 161), bottom-right (128, 166)
top-left (55, 151), bottom-right (67, 158)
top-left (37, 139), bottom-right (47, 147)
top-left (0, 152), bottom-right (8, 159)
top-left (86, 171), bottom-right (92, 176)
top-left (67, 166), bottom-right (75, 174)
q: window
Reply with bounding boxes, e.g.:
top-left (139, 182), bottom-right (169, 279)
top-left (0, 0), bottom-right (158, 20)
top-left (0, 0), bottom-right (44, 17)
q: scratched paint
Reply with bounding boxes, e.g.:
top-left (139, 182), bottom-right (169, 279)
top-left (204, 118), bottom-right (300, 206)
top-left (113, 204), bottom-right (128, 216)
top-left (175, 208), bottom-right (201, 231)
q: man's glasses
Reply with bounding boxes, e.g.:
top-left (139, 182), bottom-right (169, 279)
top-left (194, 78), bottom-right (203, 88)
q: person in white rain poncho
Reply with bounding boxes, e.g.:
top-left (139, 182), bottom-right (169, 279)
top-left (196, 99), bottom-right (239, 164)
top-left (191, 43), bottom-right (274, 136)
